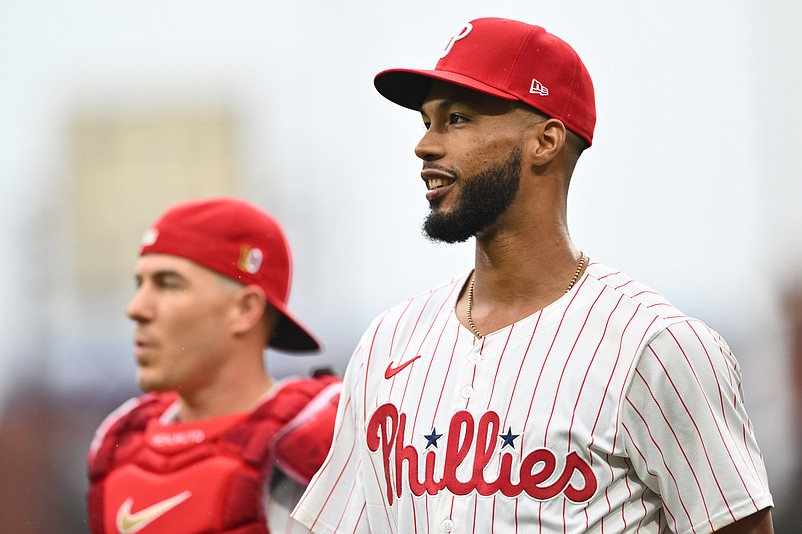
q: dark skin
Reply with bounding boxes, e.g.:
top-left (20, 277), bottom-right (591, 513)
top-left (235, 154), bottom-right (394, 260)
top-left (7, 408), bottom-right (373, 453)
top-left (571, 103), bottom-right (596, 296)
top-left (415, 81), bottom-right (774, 533)
top-left (417, 82), bottom-right (584, 332)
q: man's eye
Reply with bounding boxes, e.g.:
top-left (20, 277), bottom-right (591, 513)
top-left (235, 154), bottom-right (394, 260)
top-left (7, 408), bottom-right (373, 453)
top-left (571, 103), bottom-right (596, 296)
top-left (154, 277), bottom-right (182, 290)
top-left (449, 113), bottom-right (468, 124)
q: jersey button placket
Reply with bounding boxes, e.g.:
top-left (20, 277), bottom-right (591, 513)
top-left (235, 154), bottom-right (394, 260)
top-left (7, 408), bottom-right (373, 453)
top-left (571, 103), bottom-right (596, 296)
top-left (458, 346), bottom-right (481, 404)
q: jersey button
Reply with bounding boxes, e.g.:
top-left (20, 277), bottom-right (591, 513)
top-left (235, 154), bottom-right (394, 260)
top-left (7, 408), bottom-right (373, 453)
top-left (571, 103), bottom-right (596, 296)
top-left (468, 353), bottom-right (482, 365)
top-left (441, 519), bottom-right (455, 532)
top-left (460, 385), bottom-right (474, 399)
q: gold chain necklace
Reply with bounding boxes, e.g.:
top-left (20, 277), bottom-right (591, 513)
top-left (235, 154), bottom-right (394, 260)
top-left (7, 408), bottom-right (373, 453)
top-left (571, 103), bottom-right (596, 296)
top-left (466, 251), bottom-right (586, 339)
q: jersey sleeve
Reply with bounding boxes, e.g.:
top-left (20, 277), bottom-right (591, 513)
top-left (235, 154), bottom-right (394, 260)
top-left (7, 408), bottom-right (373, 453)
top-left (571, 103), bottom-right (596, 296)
top-left (621, 319), bottom-right (773, 533)
top-left (291, 342), bottom-right (371, 534)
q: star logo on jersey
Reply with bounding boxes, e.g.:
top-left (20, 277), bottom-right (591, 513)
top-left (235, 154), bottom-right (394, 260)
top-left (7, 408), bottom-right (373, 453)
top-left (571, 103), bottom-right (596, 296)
top-left (424, 428), bottom-right (443, 449)
top-left (116, 490), bottom-right (192, 533)
top-left (499, 427), bottom-right (520, 449)
top-left (384, 355), bottom-right (421, 379)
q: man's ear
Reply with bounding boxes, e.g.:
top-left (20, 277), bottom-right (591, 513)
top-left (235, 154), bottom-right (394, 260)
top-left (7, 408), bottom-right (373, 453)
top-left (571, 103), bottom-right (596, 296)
top-left (231, 285), bottom-right (269, 336)
top-left (524, 118), bottom-right (568, 166)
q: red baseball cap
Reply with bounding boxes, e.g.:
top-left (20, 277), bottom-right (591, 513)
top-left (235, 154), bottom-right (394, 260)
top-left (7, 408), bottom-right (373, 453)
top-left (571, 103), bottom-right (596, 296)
top-left (374, 18), bottom-right (596, 146)
top-left (138, 197), bottom-right (321, 353)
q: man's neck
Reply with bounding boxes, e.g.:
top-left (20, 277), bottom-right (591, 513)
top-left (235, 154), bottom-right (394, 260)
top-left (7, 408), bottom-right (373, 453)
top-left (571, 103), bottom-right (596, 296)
top-left (459, 228), bottom-right (583, 337)
top-left (176, 374), bottom-right (274, 423)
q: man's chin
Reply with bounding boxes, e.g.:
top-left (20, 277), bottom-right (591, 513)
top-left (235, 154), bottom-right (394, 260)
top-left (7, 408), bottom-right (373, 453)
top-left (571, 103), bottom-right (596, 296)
top-left (136, 373), bottom-right (169, 394)
top-left (423, 218), bottom-right (474, 244)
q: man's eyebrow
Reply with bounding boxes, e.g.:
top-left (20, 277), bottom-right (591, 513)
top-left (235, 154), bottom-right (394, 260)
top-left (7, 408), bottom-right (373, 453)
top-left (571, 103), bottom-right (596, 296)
top-left (135, 269), bottom-right (187, 284)
top-left (153, 269), bottom-right (186, 280)
top-left (421, 98), bottom-right (462, 113)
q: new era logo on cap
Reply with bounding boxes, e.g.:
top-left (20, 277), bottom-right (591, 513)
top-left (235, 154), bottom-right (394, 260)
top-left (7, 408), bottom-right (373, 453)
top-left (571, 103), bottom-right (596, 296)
top-left (529, 79), bottom-right (549, 96)
top-left (374, 17), bottom-right (596, 146)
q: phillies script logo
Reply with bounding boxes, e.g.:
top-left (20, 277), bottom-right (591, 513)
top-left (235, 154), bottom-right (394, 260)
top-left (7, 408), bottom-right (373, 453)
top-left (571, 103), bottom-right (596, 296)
top-left (367, 404), bottom-right (597, 504)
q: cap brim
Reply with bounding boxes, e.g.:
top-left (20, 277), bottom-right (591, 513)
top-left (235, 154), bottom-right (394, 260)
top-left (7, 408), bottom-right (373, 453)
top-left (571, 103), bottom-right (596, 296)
top-left (374, 68), bottom-right (518, 111)
top-left (268, 300), bottom-right (322, 353)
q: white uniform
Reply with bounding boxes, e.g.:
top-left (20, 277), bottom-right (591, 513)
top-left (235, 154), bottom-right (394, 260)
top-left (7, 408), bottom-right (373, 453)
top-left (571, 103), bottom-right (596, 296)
top-left (293, 261), bottom-right (772, 533)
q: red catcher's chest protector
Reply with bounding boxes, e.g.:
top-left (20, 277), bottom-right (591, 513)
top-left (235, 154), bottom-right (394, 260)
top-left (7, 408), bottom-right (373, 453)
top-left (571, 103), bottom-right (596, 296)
top-left (87, 376), bottom-right (340, 534)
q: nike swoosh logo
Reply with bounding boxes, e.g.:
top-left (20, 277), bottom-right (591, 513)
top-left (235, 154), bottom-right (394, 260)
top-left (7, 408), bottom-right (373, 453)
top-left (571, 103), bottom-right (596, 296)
top-left (384, 355), bottom-right (421, 379)
top-left (116, 490), bottom-right (192, 533)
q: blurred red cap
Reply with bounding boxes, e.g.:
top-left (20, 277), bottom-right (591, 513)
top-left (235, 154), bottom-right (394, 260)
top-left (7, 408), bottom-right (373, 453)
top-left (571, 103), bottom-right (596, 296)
top-left (139, 197), bottom-right (321, 353)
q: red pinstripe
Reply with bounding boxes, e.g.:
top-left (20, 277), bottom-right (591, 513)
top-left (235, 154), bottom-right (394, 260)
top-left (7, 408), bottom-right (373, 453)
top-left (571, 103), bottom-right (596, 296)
top-left (385, 299), bottom-right (416, 401)
top-left (428, 324), bottom-right (462, 430)
top-left (588, 302), bottom-right (639, 446)
top-left (412, 282), bottom-right (461, 359)
top-left (491, 495), bottom-right (497, 534)
top-left (611, 314), bottom-right (658, 453)
top-left (425, 494), bottom-right (430, 532)
top-left (363, 312), bottom-right (389, 423)
top-left (366, 442), bottom-right (396, 534)
top-left (411, 311), bottom-right (453, 433)
top-left (625, 398), bottom-right (697, 533)
top-left (621, 421), bottom-right (680, 533)
top-left (633, 365), bottom-right (716, 528)
top-left (662, 327), bottom-right (757, 512)
top-left (522, 275), bottom-right (590, 447)
top-left (349, 504), bottom-right (365, 534)
top-left (544, 280), bottom-right (603, 447)
top-left (297, 391), bottom-right (355, 508)
top-left (567, 290), bottom-right (622, 451)
top-left (614, 280), bottom-right (635, 291)
top-left (487, 324), bottom-right (515, 407)
top-left (410, 494), bottom-right (419, 534)
top-left (500, 311), bottom-right (542, 431)
top-left (636, 473), bottom-right (648, 532)
top-left (398, 284), bottom-right (459, 410)
top-left (464, 358), bottom-right (477, 410)
top-left (305, 403), bottom-right (358, 529)
top-left (331, 458), bottom-right (362, 532)
top-left (471, 494), bottom-right (478, 532)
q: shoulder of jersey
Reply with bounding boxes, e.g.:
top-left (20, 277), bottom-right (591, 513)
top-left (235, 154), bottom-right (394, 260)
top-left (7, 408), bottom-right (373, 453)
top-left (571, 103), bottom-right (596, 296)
top-left (584, 261), bottom-right (689, 324)
top-left (391, 272), bottom-right (469, 310)
top-left (357, 273), bottom-right (468, 340)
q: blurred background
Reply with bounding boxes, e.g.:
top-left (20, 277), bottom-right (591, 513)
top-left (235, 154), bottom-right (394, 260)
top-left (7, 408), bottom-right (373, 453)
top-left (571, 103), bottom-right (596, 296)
top-left (1, 0), bottom-right (800, 531)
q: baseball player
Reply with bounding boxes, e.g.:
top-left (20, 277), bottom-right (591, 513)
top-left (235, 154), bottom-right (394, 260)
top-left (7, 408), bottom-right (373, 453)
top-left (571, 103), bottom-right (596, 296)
top-left (87, 198), bottom-right (341, 534)
top-left (292, 18), bottom-right (774, 533)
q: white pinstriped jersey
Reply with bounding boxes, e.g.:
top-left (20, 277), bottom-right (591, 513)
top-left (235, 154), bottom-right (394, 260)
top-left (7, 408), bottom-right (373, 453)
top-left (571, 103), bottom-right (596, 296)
top-left (293, 261), bottom-right (772, 533)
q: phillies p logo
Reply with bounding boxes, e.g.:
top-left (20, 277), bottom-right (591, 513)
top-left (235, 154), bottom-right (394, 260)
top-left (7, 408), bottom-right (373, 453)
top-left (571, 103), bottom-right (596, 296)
top-left (441, 23), bottom-right (472, 58)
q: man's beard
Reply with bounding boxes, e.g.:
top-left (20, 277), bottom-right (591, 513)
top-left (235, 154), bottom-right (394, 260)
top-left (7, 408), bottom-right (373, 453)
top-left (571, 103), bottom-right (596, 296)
top-left (423, 147), bottom-right (522, 244)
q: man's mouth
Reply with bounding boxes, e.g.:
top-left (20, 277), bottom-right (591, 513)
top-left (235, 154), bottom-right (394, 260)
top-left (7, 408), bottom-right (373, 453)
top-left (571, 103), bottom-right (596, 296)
top-left (421, 168), bottom-right (457, 192)
top-left (425, 176), bottom-right (454, 190)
